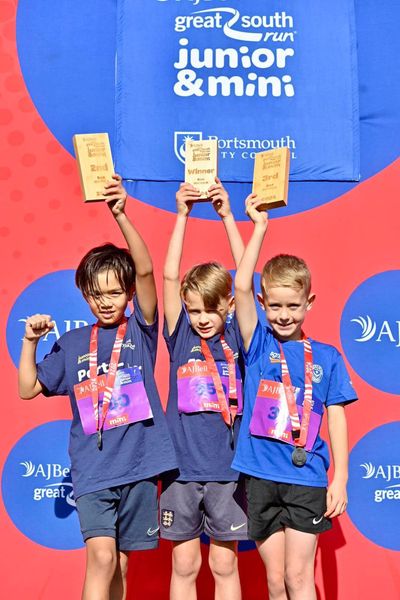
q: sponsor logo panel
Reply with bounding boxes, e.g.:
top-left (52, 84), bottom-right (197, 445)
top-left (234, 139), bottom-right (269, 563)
top-left (340, 271), bottom-right (400, 394)
top-left (2, 421), bottom-right (83, 550)
top-left (347, 422), bottom-right (400, 551)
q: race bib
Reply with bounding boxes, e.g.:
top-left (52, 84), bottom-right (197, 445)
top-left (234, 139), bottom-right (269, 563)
top-left (74, 367), bottom-right (153, 435)
top-left (177, 359), bottom-right (243, 415)
top-left (249, 379), bottom-right (322, 450)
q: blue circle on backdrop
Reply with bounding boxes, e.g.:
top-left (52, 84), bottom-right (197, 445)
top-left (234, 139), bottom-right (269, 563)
top-left (16, 0), bottom-right (400, 220)
top-left (1, 421), bottom-right (83, 550)
top-left (347, 422), bottom-right (400, 551)
top-left (340, 270), bottom-right (400, 394)
top-left (6, 270), bottom-right (94, 368)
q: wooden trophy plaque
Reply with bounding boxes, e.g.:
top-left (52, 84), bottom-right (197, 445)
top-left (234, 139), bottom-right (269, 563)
top-left (73, 133), bottom-right (114, 202)
top-left (185, 139), bottom-right (218, 200)
top-left (252, 147), bottom-right (290, 210)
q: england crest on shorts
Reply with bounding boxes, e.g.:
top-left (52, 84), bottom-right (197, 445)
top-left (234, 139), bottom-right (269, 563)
top-left (161, 509), bottom-right (175, 528)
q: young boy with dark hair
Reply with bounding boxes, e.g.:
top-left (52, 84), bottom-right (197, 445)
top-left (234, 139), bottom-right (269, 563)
top-left (161, 179), bottom-right (246, 600)
top-left (232, 194), bottom-right (357, 600)
top-left (18, 174), bottom-right (177, 600)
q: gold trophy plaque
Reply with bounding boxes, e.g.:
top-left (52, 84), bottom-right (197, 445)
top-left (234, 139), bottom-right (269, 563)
top-left (185, 139), bottom-right (218, 200)
top-left (252, 147), bottom-right (290, 210)
top-left (73, 133), bottom-right (114, 202)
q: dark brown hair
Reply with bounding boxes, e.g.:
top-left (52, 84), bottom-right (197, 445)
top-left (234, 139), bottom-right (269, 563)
top-left (75, 243), bottom-right (136, 298)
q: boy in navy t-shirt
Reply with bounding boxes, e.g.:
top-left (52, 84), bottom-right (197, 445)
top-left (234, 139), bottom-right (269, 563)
top-left (161, 179), bottom-right (246, 600)
top-left (18, 175), bottom-right (177, 600)
top-left (232, 194), bottom-right (357, 600)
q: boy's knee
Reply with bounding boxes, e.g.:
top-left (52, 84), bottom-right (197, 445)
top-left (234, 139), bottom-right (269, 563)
top-left (285, 564), bottom-right (309, 592)
top-left (87, 544), bottom-right (117, 574)
top-left (267, 570), bottom-right (286, 597)
top-left (208, 549), bottom-right (237, 579)
top-left (172, 552), bottom-right (202, 580)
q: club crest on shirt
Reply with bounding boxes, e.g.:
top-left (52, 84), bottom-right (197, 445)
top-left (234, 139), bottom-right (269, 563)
top-left (161, 509), bottom-right (174, 528)
top-left (190, 345), bottom-right (202, 354)
top-left (312, 364), bottom-right (323, 383)
top-left (122, 338), bottom-right (135, 350)
top-left (269, 351), bottom-right (281, 363)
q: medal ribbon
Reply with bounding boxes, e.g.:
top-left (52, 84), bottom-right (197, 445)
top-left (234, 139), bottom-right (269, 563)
top-left (200, 336), bottom-right (238, 427)
top-left (89, 318), bottom-right (128, 436)
top-left (279, 336), bottom-right (313, 447)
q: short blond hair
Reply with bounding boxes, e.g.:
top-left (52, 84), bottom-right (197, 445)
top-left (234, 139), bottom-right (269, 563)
top-left (261, 254), bottom-right (311, 296)
top-left (181, 262), bottom-right (232, 309)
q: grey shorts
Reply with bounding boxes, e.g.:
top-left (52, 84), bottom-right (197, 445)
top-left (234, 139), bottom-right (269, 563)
top-left (160, 479), bottom-right (248, 542)
top-left (75, 478), bottom-right (159, 551)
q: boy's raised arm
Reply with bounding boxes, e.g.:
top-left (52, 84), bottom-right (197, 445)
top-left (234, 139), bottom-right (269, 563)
top-left (19, 315), bottom-right (54, 399)
top-left (235, 195), bottom-right (269, 351)
top-left (209, 177), bottom-right (244, 268)
top-left (105, 174), bottom-right (157, 325)
top-left (163, 183), bottom-right (200, 335)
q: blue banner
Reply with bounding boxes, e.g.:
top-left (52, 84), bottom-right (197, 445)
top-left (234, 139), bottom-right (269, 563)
top-left (116, 0), bottom-right (359, 182)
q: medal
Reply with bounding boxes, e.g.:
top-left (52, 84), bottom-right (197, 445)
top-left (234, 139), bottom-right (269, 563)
top-left (292, 446), bottom-right (307, 467)
top-left (97, 429), bottom-right (103, 450)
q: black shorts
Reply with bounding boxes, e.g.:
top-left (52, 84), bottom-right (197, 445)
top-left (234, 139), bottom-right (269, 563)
top-left (245, 477), bottom-right (332, 540)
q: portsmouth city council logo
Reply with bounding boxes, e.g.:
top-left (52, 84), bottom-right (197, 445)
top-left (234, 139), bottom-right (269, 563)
top-left (340, 271), bottom-right (400, 394)
top-left (347, 422), bottom-right (400, 551)
top-left (2, 421), bottom-right (83, 550)
top-left (174, 131), bottom-right (203, 163)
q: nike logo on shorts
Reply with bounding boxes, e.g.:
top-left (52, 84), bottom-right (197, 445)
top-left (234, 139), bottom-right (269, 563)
top-left (230, 523), bottom-right (246, 532)
top-left (147, 526), bottom-right (160, 536)
top-left (312, 515), bottom-right (324, 525)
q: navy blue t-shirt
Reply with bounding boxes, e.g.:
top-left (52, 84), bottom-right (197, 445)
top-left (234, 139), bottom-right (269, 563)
top-left (164, 308), bottom-right (245, 482)
top-left (232, 322), bottom-right (357, 487)
top-left (37, 297), bottom-right (177, 499)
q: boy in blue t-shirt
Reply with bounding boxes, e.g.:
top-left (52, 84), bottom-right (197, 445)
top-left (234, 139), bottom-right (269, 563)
top-left (232, 194), bottom-right (357, 600)
top-left (161, 179), bottom-right (246, 600)
top-left (18, 175), bottom-right (177, 600)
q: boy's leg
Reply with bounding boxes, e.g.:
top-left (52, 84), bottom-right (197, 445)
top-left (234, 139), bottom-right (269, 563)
top-left (209, 539), bottom-right (241, 600)
top-left (284, 529), bottom-right (318, 600)
top-left (110, 550), bottom-right (130, 600)
top-left (279, 483), bottom-right (329, 600)
top-left (82, 536), bottom-right (118, 600)
top-left (160, 480), bottom-right (205, 600)
top-left (203, 481), bottom-right (247, 600)
top-left (170, 538), bottom-right (202, 600)
top-left (256, 532), bottom-right (287, 600)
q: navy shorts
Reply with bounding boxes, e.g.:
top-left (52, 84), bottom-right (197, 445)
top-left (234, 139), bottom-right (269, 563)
top-left (246, 477), bottom-right (332, 540)
top-left (160, 479), bottom-right (248, 542)
top-left (75, 478), bottom-right (159, 551)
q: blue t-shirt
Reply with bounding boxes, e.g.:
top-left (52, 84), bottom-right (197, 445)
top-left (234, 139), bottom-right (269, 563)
top-left (164, 308), bottom-right (245, 482)
top-left (37, 297), bottom-right (177, 499)
top-left (232, 322), bottom-right (357, 487)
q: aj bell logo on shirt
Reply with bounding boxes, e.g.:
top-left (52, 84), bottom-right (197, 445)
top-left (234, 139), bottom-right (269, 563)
top-left (360, 462), bottom-right (400, 503)
top-left (20, 460), bottom-right (75, 505)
